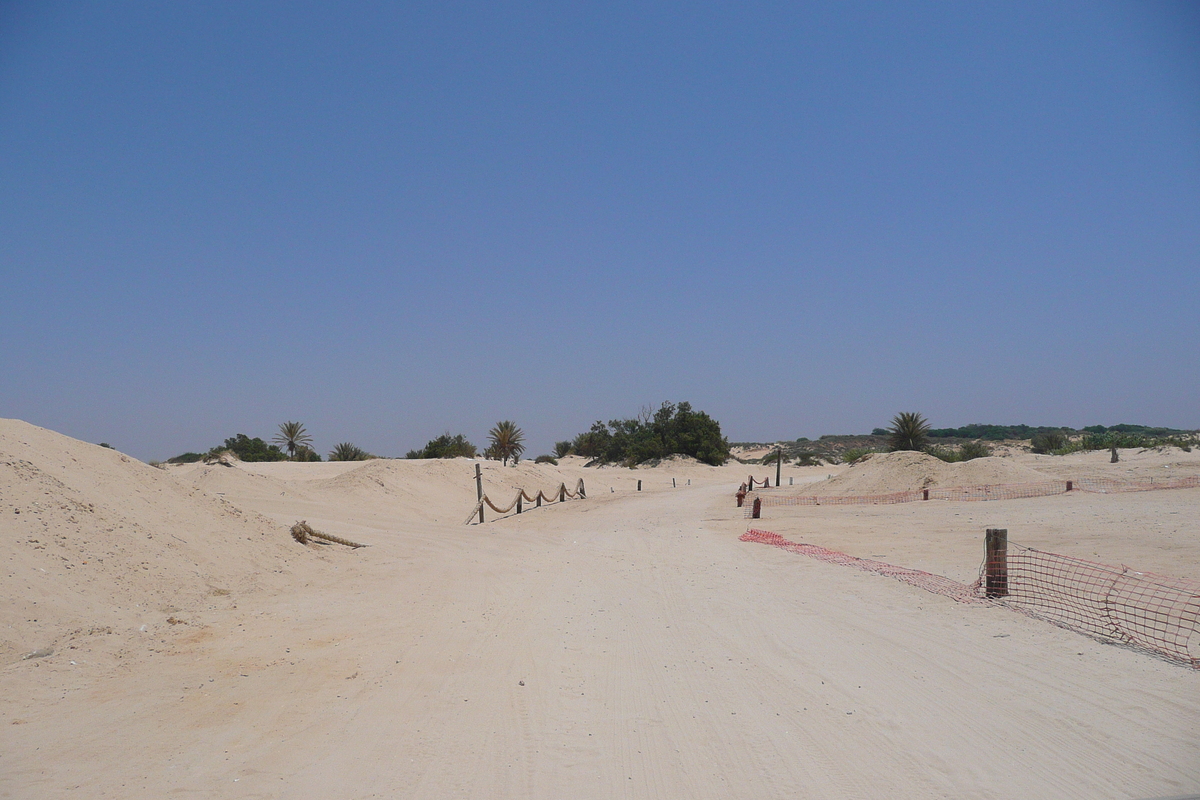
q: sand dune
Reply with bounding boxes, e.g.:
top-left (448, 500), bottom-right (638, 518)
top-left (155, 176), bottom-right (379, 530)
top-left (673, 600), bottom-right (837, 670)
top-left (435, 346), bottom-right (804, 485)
top-left (2, 419), bottom-right (1197, 799)
top-left (801, 450), bottom-right (1059, 496)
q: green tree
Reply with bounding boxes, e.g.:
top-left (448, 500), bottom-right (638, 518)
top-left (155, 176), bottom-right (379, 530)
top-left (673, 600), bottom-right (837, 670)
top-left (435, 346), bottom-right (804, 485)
top-left (487, 421), bottom-right (525, 466)
top-left (566, 402), bottom-right (730, 466)
top-left (554, 440), bottom-right (574, 458)
top-left (887, 412), bottom-right (931, 452)
top-left (273, 421), bottom-right (314, 459)
top-left (407, 433), bottom-right (477, 459)
top-left (211, 434), bottom-right (287, 462)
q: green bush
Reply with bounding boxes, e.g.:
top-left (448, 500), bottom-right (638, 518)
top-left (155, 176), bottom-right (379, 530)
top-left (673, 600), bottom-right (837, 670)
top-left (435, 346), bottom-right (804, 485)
top-left (567, 402), bottom-right (730, 466)
top-left (554, 441), bottom-right (574, 458)
top-left (407, 433), bottom-right (477, 459)
top-left (534, 455), bottom-right (558, 465)
top-left (958, 441), bottom-right (992, 461)
top-left (167, 452), bottom-right (206, 464)
top-left (795, 451), bottom-right (821, 466)
top-left (1030, 431), bottom-right (1067, 454)
top-left (841, 447), bottom-right (878, 464)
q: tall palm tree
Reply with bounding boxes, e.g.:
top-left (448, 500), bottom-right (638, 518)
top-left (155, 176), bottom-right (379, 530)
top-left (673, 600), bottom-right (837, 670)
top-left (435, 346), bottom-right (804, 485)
top-left (488, 421), bottom-right (525, 466)
top-left (888, 412), bottom-right (931, 452)
top-left (274, 421), bottom-right (313, 460)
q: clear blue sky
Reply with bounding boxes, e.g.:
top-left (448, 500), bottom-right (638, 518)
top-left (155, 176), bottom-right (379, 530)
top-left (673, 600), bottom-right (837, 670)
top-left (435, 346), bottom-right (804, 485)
top-left (2, 2), bottom-right (1198, 461)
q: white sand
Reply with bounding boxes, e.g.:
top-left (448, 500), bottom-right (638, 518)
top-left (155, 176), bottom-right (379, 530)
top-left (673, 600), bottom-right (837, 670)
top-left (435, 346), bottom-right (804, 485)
top-left (2, 418), bottom-right (1197, 799)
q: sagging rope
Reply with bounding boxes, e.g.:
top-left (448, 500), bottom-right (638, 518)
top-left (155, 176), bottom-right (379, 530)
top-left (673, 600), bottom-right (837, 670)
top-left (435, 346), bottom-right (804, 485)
top-left (290, 520), bottom-right (368, 549)
top-left (465, 478), bottom-right (587, 525)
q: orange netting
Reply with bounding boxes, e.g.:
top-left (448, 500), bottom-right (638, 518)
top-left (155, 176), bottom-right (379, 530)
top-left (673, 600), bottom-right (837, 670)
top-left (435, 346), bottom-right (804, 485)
top-left (742, 475), bottom-right (1200, 516)
top-left (740, 529), bottom-right (983, 603)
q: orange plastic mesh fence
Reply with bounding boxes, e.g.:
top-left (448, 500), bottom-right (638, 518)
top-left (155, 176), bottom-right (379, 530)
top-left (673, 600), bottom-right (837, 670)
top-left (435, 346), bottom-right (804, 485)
top-left (989, 544), bottom-right (1200, 666)
top-left (742, 475), bottom-right (1200, 517)
top-left (1073, 475), bottom-right (1200, 493)
top-left (739, 529), bottom-right (983, 604)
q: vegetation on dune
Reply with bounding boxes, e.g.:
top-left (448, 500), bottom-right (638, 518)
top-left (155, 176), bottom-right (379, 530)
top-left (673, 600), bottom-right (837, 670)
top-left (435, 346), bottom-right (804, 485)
top-left (734, 419), bottom-right (1197, 465)
top-left (534, 454), bottom-right (558, 465)
top-left (487, 421), bottom-right (526, 466)
top-left (293, 445), bottom-right (322, 462)
top-left (554, 440), bottom-right (573, 458)
top-left (887, 412), bottom-right (932, 452)
top-left (568, 402), bottom-right (730, 467)
top-left (329, 442), bottom-right (371, 461)
top-left (406, 433), bottom-right (477, 459)
top-left (760, 450), bottom-right (787, 466)
top-left (840, 447), bottom-right (881, 464)
top-left (929, 423), bottom-right (1066, 441)
top-left (927, 440), bottom-right (993, 463)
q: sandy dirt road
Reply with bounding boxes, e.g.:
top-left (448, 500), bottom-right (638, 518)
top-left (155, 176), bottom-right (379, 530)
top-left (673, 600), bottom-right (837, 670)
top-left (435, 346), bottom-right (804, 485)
top-left (5, 465), bottom-right (1199, 800)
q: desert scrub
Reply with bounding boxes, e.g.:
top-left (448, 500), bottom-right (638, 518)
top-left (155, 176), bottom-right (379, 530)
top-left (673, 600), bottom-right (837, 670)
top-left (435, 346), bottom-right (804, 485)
top-left (926, 441), bottom-right (992, 463)
top-left (534, 455), bottom-right (558, 465)
top-left (840, 447), bottom-right (879, 464)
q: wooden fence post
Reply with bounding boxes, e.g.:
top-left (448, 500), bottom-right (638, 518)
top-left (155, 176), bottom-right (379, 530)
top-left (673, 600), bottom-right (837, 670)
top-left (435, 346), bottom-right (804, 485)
top-left (475, 464), bottom-right (484, 524)
top-left (517, 493), bottom-right (523, 514)
top-left (985, 528), bottom-right (1008, 598)
top-left (579, 479), bottom-right (586, 499)
top-left (637, 479), bottom-right (642, 492)
top-left (1065, 480), bottom-right (1073, 492)
top-left (776, 447), bottom-right (782, 490)
top-left (752, 497), bottom-right (761, 519)
top-left (922, 488), bottom-right (929, 500)
top-left (559, 483), bottom-right (566, 502)
top-left (672, 478), bottom-right (676, 488)
top-left (536, 491), bottom-right (542, 507)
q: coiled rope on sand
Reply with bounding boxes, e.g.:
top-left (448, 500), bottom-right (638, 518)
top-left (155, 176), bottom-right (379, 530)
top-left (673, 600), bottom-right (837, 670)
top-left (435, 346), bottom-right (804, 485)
top-left (290, 520), bottom-right (368, 549)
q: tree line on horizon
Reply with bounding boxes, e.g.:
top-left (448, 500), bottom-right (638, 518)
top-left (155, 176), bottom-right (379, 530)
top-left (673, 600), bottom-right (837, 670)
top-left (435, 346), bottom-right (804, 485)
top-left (160, 411), bottom-right (1195, 467)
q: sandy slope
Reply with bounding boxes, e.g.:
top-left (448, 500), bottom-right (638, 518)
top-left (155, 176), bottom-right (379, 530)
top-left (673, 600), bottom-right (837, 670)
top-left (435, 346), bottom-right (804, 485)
top-left (2, 421), bottom-right (1197, 799)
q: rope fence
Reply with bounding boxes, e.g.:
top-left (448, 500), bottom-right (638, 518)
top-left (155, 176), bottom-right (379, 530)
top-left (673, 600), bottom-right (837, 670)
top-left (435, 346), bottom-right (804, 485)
top-left (742, 474), bottom-right (1200, 517)
top-left (465, 478), bottom-right (587, 525)
top-left (740, 528), bottom-right (1200, 667)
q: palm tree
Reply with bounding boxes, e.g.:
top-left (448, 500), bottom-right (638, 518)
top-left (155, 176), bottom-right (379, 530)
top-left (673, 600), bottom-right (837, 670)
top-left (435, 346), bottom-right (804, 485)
top-left (487, 421), bottom-right (525, 466)
top-left (888, 412), bottom-right (931, 452)
top-left (329, 442), bottom-right (368, 461)
top-left (274, 421), bottom-right (314, 460)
